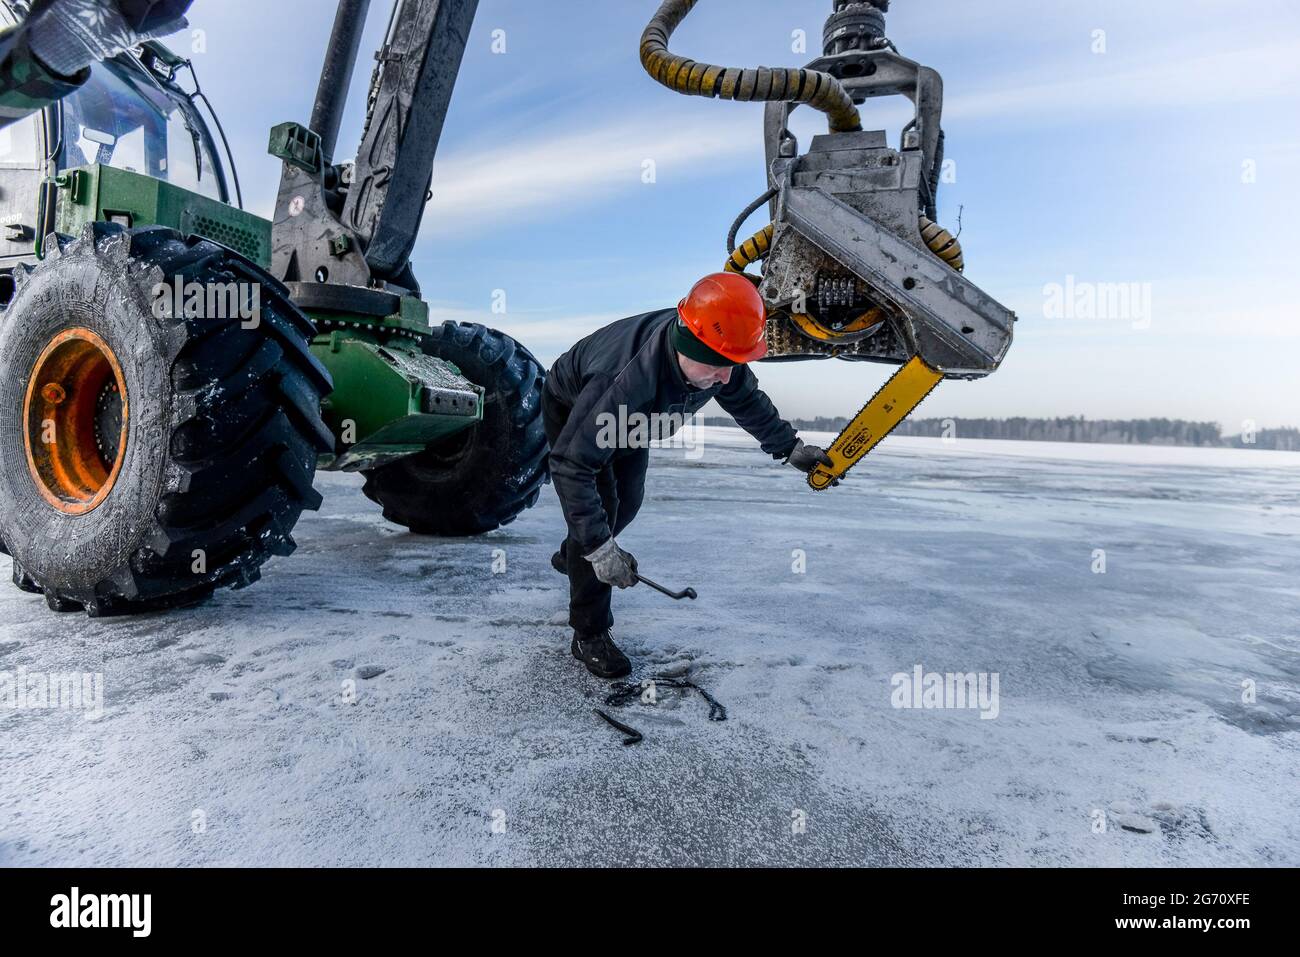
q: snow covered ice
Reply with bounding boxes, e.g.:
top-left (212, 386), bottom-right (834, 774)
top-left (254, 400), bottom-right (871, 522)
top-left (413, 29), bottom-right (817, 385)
top-left (0, 428), bottom-right (1296, 866)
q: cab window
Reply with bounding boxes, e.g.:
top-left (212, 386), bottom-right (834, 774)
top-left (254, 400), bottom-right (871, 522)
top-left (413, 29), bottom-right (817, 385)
top-left (59, 59), bottom-right (224, 202)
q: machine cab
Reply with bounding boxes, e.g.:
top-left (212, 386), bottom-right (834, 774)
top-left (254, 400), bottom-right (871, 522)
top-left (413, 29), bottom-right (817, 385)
top-left (0, 2), bottom-right (234, 292)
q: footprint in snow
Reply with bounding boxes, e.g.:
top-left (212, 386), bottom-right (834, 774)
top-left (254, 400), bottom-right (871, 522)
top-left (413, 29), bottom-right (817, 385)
top-left (653, 661), bottom-right (692, 678)
top-left (1107, 800), bottom-right (1211, 839)
top-left (356, 665), bottom-right (386, 680)
top-left (184, 652), bottom-right (227, 666)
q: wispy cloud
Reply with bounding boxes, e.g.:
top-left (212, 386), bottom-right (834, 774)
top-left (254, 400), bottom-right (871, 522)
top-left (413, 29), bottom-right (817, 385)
top-left (947, 38), bottom-right (1300, 122)
top-left (423, 111), bottom-right (756, 237)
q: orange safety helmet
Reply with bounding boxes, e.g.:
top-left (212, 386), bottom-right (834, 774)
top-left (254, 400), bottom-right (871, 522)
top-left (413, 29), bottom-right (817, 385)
top-left (677, 272), bottom-right (769, 364)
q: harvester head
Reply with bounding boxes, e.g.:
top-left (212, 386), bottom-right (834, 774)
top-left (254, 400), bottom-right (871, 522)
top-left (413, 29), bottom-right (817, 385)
top-left (756, 0), bottom-right (1015, 378)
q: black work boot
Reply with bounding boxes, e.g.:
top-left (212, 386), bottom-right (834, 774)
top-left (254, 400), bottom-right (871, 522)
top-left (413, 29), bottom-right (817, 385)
top-left (550, 550), bottom-right (567, 575)
top-left (571, 629), bottom-right (631, 679)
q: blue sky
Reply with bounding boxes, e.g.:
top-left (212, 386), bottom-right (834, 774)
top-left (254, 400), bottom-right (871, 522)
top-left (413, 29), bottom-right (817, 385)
top-left (174, 0), bottom-right (1298, 430)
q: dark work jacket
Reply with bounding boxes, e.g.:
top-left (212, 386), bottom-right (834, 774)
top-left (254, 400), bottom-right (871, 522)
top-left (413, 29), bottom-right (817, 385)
top-left (545, 308), bottom-right (798, 552)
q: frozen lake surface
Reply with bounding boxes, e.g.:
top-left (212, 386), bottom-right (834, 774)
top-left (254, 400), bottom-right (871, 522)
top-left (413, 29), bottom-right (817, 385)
top-left (2, 429), bottom-right (1297, 866)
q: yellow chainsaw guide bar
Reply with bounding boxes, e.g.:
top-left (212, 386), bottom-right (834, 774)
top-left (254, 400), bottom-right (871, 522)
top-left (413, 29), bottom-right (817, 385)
top-left (807, 355), bottom-right (944, 490)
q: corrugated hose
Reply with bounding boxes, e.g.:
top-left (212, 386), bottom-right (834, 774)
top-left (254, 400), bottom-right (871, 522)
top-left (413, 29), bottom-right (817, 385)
top-left (640, 0), bottom-right (863, 134)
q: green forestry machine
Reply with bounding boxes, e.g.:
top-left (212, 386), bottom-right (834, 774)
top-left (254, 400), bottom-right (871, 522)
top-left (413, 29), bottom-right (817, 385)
top-left (0, 0), bottom-right (1014, 616)
top-left (0, 0), bottom-right (548, 615)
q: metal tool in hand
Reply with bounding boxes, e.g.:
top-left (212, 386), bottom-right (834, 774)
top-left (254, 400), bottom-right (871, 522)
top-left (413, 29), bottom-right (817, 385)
top-left (635, 574), bottom-right (697, 601)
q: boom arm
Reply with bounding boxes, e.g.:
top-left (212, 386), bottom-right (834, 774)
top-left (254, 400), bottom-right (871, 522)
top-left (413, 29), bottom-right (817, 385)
top-left (342, 0), bottom-right (476, 285)
top-left (270, 0), bottom-right (478, 299)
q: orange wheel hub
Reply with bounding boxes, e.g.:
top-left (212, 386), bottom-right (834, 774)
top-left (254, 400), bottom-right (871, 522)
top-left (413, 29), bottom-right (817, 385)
top-left (23, 328), bottom-right (128, 515)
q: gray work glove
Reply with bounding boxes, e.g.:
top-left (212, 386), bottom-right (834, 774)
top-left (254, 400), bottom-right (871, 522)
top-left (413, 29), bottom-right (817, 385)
top-left (785, 438), bottom-right (839, 484)
top-left (584, 538), bottom-right (638, 589)
top-left (28, 0), bottom-right (192, 77)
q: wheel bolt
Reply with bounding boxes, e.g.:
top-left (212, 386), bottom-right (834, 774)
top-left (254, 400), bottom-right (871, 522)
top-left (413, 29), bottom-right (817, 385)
top-left (41, 383), bottom-right (66, 404)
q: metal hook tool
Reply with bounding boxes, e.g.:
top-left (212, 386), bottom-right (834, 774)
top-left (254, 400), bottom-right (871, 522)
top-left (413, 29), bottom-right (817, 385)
top-left (635, 574), bottom-right (696, 600)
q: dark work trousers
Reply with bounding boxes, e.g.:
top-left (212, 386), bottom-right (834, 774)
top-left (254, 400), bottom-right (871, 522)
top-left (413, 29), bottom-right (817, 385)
top-left (542, 388), bottom-right (649, 633)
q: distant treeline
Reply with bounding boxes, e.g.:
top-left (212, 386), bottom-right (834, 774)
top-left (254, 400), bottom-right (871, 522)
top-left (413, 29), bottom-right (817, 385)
top-left (698, 416), bottom-right (1300, 451)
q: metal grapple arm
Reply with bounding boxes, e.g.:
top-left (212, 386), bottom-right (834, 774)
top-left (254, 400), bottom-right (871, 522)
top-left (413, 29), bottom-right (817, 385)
top-left (270, 0), bottom-right (479, 299)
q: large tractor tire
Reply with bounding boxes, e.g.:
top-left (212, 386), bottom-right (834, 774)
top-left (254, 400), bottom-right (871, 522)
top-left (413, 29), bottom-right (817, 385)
top-left (0, 223), bottom-right (333, 616)
top-left (361, 321), bottom-right (548, 536)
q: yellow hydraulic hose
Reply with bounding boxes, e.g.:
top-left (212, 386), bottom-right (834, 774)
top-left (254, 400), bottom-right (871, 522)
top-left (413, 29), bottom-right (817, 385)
top-left (919, 216), bottom-right (964, 272)
top-left (724, 223), bottom-right (774, 274)
top-left (640, 0), bottom-right (863, 134)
